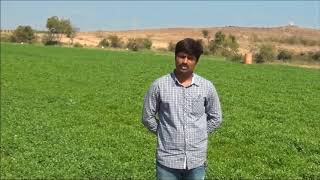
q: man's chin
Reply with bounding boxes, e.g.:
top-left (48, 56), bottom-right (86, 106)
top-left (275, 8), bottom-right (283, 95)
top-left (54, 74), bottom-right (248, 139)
top-left (176, 69), bottom-right (192, 74)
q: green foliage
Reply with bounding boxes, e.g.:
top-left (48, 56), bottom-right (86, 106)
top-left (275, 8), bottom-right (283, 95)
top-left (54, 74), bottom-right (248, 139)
top-left (277, 49), bottom-right (293, 61)
top-left (98, 38), bottom-right (109, 48)
top-left (254, 44), bottom-right (276, 63)
top-left (202, 29), bottom-right (209, 38)
top-left (126, 38), bottom-right (152, 51)
top-left (126, 38), bottom-right (140, 51)
top-left (41, 33), bottom-right (59, 46)
top-left (73, 42), bottom-right (83, 48)
top-left (202, 29), bottom-right (210, 44)
top-left (142, 38), bottom-right (152, 49)
top-left (46, 16), bottom-right (61, 33)
top-left (107, 35), bottom-right (123, 48)
top-left (168, 41), bottom-right (175, 52)
top-left (45, 16), bottom-right (76, 44)
top-left (1, 43), bottom-right (320, 179)
top-left (10, 26), bottom-right (36, 43)
top-left (311, 51), bottom-right (320, 61)
top-left (214, 31), bottom-right (226, 46)
top-left (209, 31), bottom-right (239, 58)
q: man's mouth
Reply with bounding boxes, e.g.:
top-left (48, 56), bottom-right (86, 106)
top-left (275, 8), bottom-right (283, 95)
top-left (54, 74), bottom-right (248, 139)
top-left (180, 65), bottom-right (188, 70)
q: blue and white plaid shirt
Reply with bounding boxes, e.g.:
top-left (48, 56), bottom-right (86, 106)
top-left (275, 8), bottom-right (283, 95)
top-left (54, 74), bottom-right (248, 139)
top-left (142, 72), bottom-right (222, 170)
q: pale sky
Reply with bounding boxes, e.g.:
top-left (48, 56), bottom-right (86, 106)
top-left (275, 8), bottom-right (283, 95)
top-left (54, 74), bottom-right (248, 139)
top-left (1, 1), bottom-right (319, 31)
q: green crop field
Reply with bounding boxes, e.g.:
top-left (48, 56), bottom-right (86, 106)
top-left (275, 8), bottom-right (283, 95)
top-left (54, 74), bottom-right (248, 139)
top-left (1, 43), bottom-right (319, 179)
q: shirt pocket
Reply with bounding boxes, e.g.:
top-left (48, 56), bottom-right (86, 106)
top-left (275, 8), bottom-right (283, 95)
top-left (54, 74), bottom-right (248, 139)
top-left (191, 96), bottom-right (205, 117)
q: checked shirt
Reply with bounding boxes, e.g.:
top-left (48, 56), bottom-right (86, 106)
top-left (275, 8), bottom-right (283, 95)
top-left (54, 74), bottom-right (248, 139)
top-left (142, 72), bottom-right (222, 170)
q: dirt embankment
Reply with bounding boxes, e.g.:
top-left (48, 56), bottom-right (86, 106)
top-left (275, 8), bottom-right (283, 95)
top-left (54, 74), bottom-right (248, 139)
top-left (58, 25), bottom-right (320, 55)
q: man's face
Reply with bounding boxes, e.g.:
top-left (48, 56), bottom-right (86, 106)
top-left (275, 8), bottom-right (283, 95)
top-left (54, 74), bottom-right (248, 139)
top-left (175, 52), bottom-right (198, 75)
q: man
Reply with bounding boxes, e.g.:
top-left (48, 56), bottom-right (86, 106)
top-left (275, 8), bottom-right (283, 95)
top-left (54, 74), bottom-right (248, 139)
top-left (142, 38), bottom-right (222, 180)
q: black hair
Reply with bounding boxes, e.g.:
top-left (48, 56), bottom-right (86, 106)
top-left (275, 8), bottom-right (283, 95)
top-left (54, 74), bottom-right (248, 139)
top-left (175, 38), bottom-right (203, 61)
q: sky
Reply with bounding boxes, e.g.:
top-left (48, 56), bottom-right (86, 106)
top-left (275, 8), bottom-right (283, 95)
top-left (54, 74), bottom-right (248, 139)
top-left (1, 1), bottom-right (319, 31)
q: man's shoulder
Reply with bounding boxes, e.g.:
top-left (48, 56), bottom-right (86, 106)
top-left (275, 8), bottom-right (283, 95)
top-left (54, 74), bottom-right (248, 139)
top-left (194, 73), bottom-right (214, 87)
top-left (152, 73), bottom-right (173, 85)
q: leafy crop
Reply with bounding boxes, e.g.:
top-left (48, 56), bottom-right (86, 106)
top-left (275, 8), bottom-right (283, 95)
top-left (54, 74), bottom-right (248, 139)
top-left (1, 43), bottom-right (319, 179)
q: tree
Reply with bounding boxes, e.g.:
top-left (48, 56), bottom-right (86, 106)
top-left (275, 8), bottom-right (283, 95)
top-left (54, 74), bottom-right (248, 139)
top-left (11, 25), bottom-right (36, 43)
top-left (65, 26), bottom-right (78, 45)
top-left (214, 31), bottom-right (226, 47)
top-left (46, 16), bottom-right (60, 33)
top-left (224, 34), bottom-right (239, 55)
top-left (46, 16), bottom-right (60, 42)
top-left (45, 16), bottom-right (76, 44)
top-left (201, 29), bottom-right (210, 44)
top-left (209, 31), bottom-right (226, 54)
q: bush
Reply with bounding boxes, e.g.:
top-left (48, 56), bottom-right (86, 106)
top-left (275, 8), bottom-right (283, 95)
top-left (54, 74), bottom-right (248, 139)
top-left (277, 49), bottom-right (293, 61)
top-left (98, 38), bottom-right (109, 48)
top-left (11, 25), bottom-right (36, 43)
top-left (126, 38), bottom-right (140, 51)
top-left (311, 51), bottom-right (320, 61)
top-left (108, 35), bottom-right (123, 48)
top-left (42, 33), bottom-right (59, 46)
top-left (168, 41), bottom-right (175, 52)
top-left (142, 38), bottom-right (152, 49)
top-left (254, 44), bottom-right (276, 63)
top-left (73, 42), bottom-right (83, 48)
top-left (126, 38), bottom-right (153, 51)
top-left (209, 32), bottom-right (239, 57)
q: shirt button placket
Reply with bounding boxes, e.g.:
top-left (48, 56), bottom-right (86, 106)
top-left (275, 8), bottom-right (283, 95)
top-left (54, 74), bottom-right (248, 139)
top-left (183, 87), bottom-right (188, 169)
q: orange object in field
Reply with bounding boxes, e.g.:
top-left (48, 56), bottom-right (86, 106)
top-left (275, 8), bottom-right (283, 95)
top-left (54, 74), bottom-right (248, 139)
top-left (244, 53), bottom-right (252, 64)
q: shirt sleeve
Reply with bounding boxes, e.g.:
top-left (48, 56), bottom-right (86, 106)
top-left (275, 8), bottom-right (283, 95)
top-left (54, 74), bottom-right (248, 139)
top-left (141, 81), bottom-right (160, 134)
top-left (205, 82), bottom-right (222, 134)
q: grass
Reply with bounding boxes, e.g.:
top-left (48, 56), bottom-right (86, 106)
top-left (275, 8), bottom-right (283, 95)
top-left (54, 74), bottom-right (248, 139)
top-left (1, 43), bottom-right (320, 179)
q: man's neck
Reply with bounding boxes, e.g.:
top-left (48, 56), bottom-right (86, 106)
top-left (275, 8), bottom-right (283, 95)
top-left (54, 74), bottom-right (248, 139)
top-left (174, 70), bottom-right (193, 87)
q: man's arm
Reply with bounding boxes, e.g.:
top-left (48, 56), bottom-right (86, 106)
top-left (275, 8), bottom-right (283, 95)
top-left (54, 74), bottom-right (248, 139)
top-left (141, 82), bottom-right (160, 134)
top-left (205, 82), bottom-right (222, 134)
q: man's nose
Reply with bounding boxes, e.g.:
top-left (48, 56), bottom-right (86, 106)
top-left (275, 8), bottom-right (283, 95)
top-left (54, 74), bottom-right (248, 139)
top-left (182, 57), bottom-right (188, 63)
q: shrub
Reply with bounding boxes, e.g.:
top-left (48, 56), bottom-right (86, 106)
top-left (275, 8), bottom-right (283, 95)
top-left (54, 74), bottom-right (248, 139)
top-left (168, 41), bottom-right (175, 52)
top-left (126, 38), bottom-right (153, 51)
top-left (98, 38), bottom-right (109, 48)
top-left (108, 35), bottom-right (123, 48)
top-left (142, 38), bottom-right (152, 49)
top-left (277, 49), bottom-right (293, 61)
top-left (73, 42), bottom-right (83, 48)
top-left (42, 33), bottom-right (59, 46)
top-left (11, 25), bottom-right (36, 43)
top-left (254, 44), bottom-right (276, 63)
top-left (209, 32), bottom-right (239, 57)
top-left (126, 38), bottom-right (140, 51)
top-left (311, 51), bottom-right (320, 61)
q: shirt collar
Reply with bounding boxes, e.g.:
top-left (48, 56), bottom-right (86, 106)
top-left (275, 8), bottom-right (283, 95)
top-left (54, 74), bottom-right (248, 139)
top-left (170, 71), bottom-right (200, 87)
